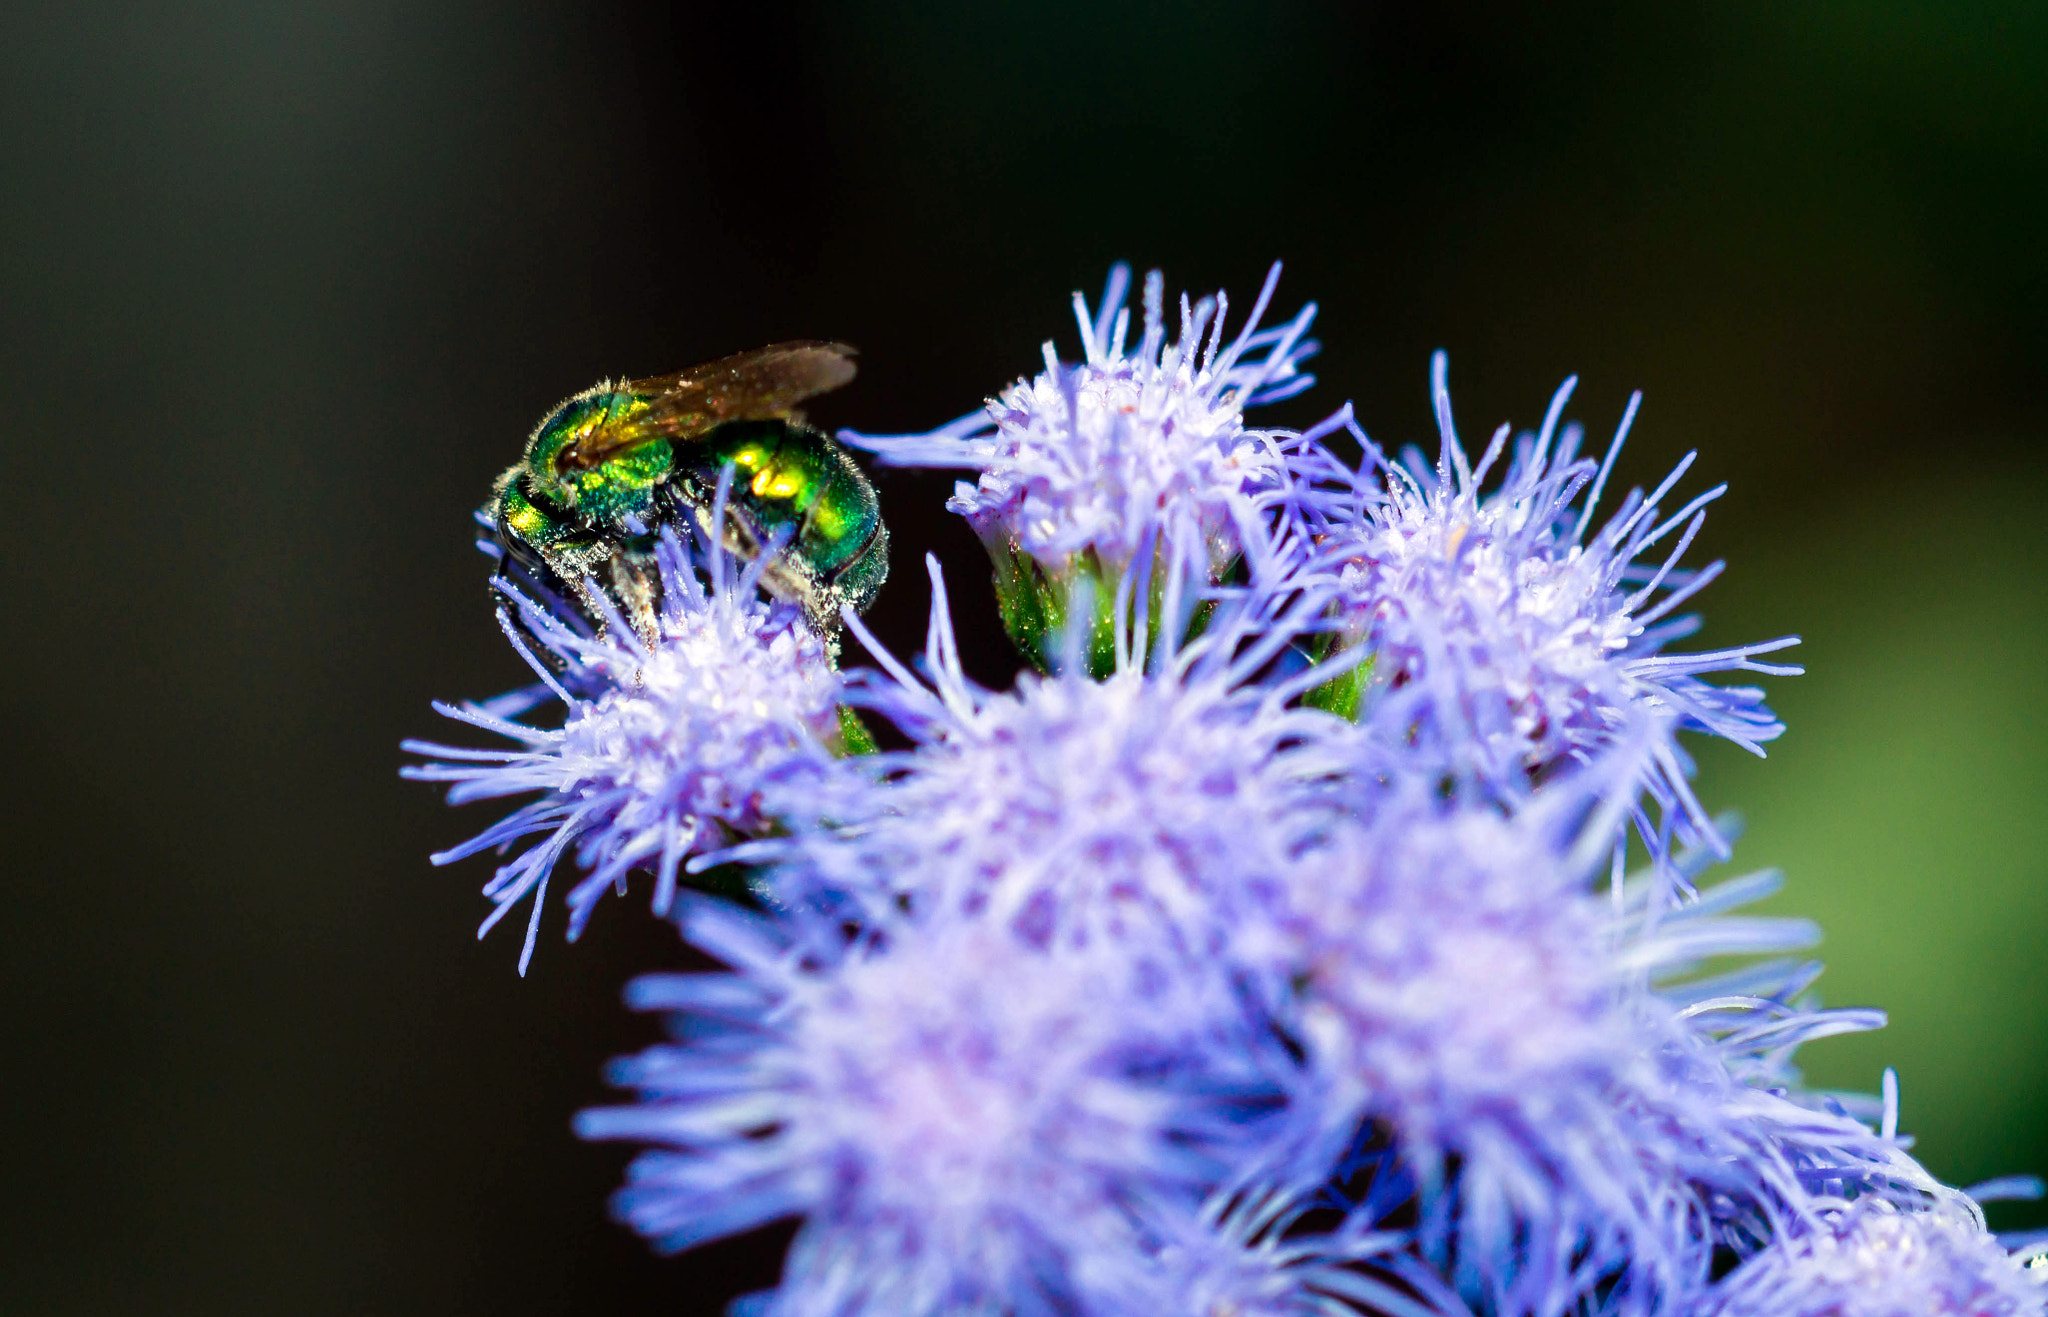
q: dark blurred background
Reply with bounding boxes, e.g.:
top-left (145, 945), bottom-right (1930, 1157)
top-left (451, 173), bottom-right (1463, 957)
top-left (3, 2), bottom-right (2044, 1312)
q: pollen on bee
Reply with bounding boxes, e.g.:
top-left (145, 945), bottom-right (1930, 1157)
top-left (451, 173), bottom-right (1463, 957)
top-left (752, 466), bottom-right (804, 500)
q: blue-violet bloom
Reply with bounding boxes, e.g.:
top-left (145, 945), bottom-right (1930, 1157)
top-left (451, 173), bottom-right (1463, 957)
top-left (404, 510), bottom-right (848, 973)
top-left (779, 553), bottom-right (1354, 962)
top-left (1271, 728), bottom-right (1938, 1317)
top-left (578, 898), bottom-right (1311, 1317)
top-left (1293, 354), bottom-right (1800, 856)
top-left (842, 264), bottom-right (1318, 667)
top-left (1700, 1198), bottom-right (2047, 1317)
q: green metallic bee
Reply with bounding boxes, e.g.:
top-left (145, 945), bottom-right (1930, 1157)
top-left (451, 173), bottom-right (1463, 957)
top-left (490, 341), bottom-right (888, 644)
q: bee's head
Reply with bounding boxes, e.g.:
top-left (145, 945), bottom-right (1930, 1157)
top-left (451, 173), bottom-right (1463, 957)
top-left (524, 384), bottom-right (618, 488)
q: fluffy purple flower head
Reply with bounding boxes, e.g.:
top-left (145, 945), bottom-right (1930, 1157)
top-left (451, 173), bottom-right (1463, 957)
top-left (843, 264), bottom-right (1317, 668)
top-left (1270, 753), bottom-right (1699, 1313)
top-left (1294, 355), bottom-right (1800, 855)
top-left (404, 499), bottom-right (849, 973)
top-left (783, 553), bottom-right (1353, 961)
top-left (1255, 729), bottom-right (1940, 1316)
top-left (1079, 1179), bottom-right (1459, 1317)
top-left (1700, 1199), bottom-right (2048, 1317)
top-left (578, 898), bottom-right (1308, 1317)
top-left (847, 263), bottom-right (1317, 574)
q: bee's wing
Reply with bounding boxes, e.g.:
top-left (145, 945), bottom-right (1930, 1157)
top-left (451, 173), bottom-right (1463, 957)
top-left (559, 341), bottom-right (858, 470)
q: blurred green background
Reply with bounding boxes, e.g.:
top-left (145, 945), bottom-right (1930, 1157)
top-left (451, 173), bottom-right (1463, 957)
top-left (2, 2), bottom-right (2043, 1313)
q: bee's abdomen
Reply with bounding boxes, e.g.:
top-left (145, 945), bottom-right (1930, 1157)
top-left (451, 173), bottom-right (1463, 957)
top-left (669, 419), bottom-right (889, 623)
top-left (799, 441), bottom-right (884, 576)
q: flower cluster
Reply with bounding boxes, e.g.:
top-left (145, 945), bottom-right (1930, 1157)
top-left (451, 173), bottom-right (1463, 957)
top-left (410, 267), bottom-right (2044, 1315)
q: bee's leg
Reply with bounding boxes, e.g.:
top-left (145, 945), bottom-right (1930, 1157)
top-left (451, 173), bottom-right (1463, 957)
top-left (601, 552), bottom-right (663, 649)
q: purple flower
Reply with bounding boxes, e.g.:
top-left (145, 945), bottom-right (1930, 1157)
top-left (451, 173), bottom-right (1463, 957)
top-left (577, 898), bottom-right (1311, 1317)
top-left (404, 511), bottom-right (849, 974)
top-left (1699, 1199), bottom-right (2048, 1317)
top-left (1273, 761), bottom-right (1701, 1312)
top-left (843, 264), bottom-right (1318, 668)
top-left (778, 554), bottom-right (1354, 962)
top-left (1292, 355), bottom-right (1800, 856)
top-left (1081, 1178), bottom-right (1461, 1317)
top-left (1252, 728), bottom-right (1943, 1317)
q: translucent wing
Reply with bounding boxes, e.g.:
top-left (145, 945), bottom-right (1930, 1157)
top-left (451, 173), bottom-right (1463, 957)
top-left (558, 341), bottom-right (859, 470)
